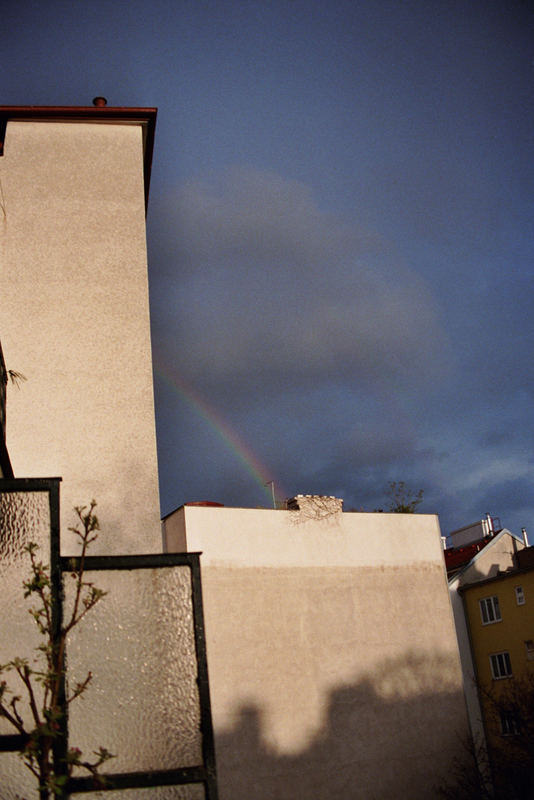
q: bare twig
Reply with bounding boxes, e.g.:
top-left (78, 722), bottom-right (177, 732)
top-left (0, 502), bottom-right (113, 798)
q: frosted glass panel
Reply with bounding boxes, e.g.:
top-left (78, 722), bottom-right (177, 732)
top-left (0, 491), bottom-right (50, 735)
top-left (0, 753), bottom-right (39, 799)
top-left (78, 786), bottom-right (205, 799)
top-left (0, 489), bottom-right (50, 562)
top-left (66, 566), bottom-right (203, 775)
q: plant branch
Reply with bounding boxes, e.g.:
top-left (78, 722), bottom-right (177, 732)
top-left (3, 501), bottom-right (113, 798)
top-left (16, 663), bottom-right (42, 729)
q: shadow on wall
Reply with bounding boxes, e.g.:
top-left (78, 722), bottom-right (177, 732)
top-left (215, 652), bottom-right (469, 800)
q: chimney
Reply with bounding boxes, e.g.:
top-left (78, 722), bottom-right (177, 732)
top-left (522, 527), bottom-right (529, 547)
top-left (287, 494), bottom-right (343, 517)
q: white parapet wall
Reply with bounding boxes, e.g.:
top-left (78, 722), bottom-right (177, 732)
top-left (163, 504), bottom-right (470, 799)
top-left (0, 108), bottom-right (161, 553)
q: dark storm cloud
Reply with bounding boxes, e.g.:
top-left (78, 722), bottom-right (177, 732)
top-left (5, 0), bottom-right (528, 532)
top-left (151, 167), bottom-right (451, 395)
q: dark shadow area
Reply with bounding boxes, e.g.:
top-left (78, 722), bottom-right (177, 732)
top-left (214, 653), bottom-right (470, 800)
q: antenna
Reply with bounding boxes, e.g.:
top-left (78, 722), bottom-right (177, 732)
top-left (264, 480), bottom-right (276, 509)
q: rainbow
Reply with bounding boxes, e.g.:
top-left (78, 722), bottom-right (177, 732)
top-left (153, 356), bottom-right (287, 506)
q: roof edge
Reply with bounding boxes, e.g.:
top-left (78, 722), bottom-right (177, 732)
top-left (0, 105), bottom-right (157, 212)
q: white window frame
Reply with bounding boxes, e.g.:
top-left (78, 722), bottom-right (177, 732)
top-left (480, 595), bottom-right (502, 625)
top-left (490, 651), bottom-right (512, 680)
top-left (515, 585), bottom-right (525, 605)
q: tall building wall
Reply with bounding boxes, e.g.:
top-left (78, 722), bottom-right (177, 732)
top-left (164, 506), bottom-right (470, 799)
top-left (0, 108), bottom-right (161, 553)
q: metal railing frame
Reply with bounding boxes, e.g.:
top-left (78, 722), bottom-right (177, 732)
top-left (0, 478), bottom-right (218, 799)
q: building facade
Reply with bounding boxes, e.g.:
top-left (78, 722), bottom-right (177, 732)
top-left (447, 527), bottom-right (525, 756)
top-left (461, 549), bottom-right (534, 751)
top-left (0, 103), bottom-right (161, 553)
top-left (163, 499), bottom-right (470, 799)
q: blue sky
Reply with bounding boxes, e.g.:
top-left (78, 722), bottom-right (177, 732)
top-left (2, 0), bottom-right (534, 535)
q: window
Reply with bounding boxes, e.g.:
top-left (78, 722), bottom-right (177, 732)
top-left (490, 651), bottom-right (512, 679)
top-left (515, 585), bottom-right (525, 605)
top-left (500, 709), bottom-right (521, 736)
top-left (525, 640), bottom-right (534, 661)
top-left (480, 595), bottom-right (501, 624)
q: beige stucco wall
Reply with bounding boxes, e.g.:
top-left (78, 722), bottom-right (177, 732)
top-left (164, 507), bottom-right (470, 798)
top-left (165, 504), bottom-right (446, 567)
top-left (0, 119), bottom-right (161, 553)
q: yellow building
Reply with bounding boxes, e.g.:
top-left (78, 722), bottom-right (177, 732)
top-left (461, 547), bottom-right (534, 759)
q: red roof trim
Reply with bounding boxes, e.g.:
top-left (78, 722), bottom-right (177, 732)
top-left (444, 538), bottom-right (490, 571)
